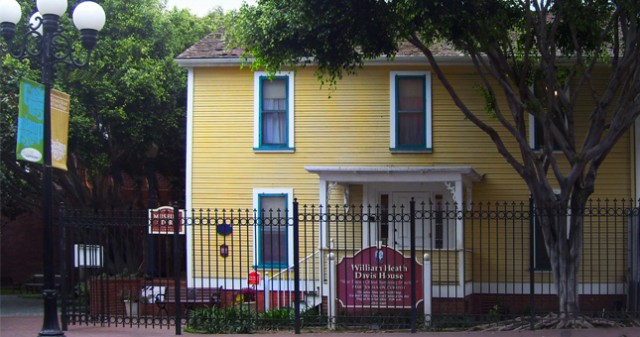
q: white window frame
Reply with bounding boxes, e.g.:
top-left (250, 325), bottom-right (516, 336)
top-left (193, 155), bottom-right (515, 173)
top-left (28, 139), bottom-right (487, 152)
top-left (252, 188), bottom-right (295, 269)
top-left (254, 71), bottom-right (295, 151)
top-left (528, 85), bottom-right (569, 150)
top-left (390, 71), bottom-right (432, 151)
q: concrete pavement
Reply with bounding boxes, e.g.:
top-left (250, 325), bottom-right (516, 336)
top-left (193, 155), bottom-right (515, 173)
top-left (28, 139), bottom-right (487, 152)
top-left (2, 295), bottom-right (640, 336)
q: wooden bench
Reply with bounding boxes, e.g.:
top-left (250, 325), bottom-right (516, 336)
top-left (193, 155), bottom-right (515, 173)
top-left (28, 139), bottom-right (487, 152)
top-left (24, 274), bottom-right (62, 293)
top-left (155, 286), bottom-right (223, 316)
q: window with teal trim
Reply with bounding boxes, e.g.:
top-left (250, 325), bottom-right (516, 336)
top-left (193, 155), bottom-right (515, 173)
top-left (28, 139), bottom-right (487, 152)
top-left (396, 76), bottom-right (426, 148)
top-left (530, 80), bottom-right (566, 151)
top-left (390, 71), bottom-right (431, 151)
top-left (260, 77), bottom-right (288, 148)
top-left (257, 194), bottom-right (288, 268)
top-left (532, 213), bottom-right (551, 271)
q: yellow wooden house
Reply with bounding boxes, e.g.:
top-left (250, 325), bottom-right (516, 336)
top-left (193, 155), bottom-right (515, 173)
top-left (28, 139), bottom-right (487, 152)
top-left (175, 33), bottom-right (638, 315)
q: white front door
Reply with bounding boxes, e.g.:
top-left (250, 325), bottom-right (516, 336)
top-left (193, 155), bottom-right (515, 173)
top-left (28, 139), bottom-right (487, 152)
top-left (389, 192), bottom-right (430, 250)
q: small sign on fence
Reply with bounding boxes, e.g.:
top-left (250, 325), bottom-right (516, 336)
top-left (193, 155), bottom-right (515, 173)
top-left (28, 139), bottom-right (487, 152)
top-left (248, 271), bottom-right (260, 285)
top-left (148, 206), bottom-right (185, 234)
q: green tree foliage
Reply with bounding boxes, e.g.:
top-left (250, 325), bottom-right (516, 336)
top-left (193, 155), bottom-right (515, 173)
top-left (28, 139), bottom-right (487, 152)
top-left (235, 0), bottom-right (640, 323)
top-left (1, 0), bottom-right (224, 213)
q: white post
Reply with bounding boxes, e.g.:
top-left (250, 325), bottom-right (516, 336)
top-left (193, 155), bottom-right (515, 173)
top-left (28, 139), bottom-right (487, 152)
top-left (264, 275), bottom-right (271, 312)
top-left (319, 180), bottom-right (328, 309)
top-left (423, 253), bottom-right (432, 328)
top-left (328, 253), bottom-right (336, 330)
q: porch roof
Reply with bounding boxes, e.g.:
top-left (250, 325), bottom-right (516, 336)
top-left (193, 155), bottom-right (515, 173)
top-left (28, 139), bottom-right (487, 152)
top-left (304, 166), bottom-right (483, 183)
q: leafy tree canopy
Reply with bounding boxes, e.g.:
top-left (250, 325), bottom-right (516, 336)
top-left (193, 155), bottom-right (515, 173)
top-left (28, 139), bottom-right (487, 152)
top-left (1, 0), bottom-right (225, 215)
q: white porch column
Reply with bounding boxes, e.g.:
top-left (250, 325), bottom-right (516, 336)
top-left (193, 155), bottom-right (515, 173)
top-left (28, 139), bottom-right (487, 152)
top-left (455, 179), bottom-right (463, 247)
top-left (455, 179), bottom-right (465, 297)
top-left (319, 179), bottom-right (328, 309)
top-left (320, 179), bottom-right (328, 248)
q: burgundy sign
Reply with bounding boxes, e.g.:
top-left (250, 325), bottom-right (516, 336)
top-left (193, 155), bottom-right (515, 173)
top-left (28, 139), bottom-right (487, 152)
top-left (337, 246), bottom-right (422, 309)
top-left (148, 206), bottom-right (185, 235)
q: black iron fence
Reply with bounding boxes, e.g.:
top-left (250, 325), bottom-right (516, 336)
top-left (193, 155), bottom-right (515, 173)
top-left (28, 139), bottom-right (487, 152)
top-left (59, 198), bottom-right (640, 334)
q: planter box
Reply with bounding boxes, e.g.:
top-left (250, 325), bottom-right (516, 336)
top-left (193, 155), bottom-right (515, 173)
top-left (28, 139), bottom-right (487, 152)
top-left (123, 300), bottom-right (139, 317)
top-left (240, 301), bottom-right (256, 311)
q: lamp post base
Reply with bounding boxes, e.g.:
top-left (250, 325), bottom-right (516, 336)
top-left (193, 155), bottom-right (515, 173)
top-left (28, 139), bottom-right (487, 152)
top-left (39, 289), bottom-right (65, 337)
top-left (38, 330), bottom-right (65, 337)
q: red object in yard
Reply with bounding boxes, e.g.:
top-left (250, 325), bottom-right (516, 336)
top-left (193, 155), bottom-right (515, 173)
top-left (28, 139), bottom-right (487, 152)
top-left (248, 271), bottom-right (260, 285)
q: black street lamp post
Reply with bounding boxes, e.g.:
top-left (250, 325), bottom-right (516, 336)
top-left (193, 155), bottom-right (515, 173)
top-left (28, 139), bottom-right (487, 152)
top-left (0, 1), bottom-right (105, 336)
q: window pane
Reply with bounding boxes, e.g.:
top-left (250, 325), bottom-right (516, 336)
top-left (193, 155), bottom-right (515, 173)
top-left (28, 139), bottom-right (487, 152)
top-left (398, 112), bottom-right (424, 146)
top-left (261, 78), bottom-right (287, 146)
top-left (397, 76), bottom-right (425, 147)
top-left (398, 78), bottom-right (424, 111)
top-left (262, 111), bottom-right (287, 145)
top-left (263, 98), bottom-right (286, 111)
top-left (259, 195), bottom-right (287, 267)
top-left (261, 196), bottom-right (286, 213)
top-left (262, 79), bottom-right (286, 102)
top-left (261, 227), bottom-right (287, 266)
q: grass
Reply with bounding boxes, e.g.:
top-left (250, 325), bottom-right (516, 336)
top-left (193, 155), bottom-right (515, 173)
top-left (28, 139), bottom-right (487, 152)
top-left (1, 288), bottom-right (45, 300)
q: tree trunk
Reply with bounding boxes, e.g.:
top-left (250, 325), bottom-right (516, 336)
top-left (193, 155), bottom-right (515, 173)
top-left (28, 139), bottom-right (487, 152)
top-left (538, 198), bottom-right (584, 324)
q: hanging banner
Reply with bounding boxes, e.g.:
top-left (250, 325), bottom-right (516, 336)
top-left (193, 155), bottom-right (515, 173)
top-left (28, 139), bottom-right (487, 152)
top-left (16, 79), bottom-right (45, 164)
top-left (50, 88), bottom-right (70, 171)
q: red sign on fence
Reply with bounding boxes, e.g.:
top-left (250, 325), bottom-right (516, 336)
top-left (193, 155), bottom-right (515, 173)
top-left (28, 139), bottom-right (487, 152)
top-left (148, 206), bottom-right (185, 235)
top-left (248, 271), bottom-right (260, 285)
top-left (337, 246), bottom-right (422, 309)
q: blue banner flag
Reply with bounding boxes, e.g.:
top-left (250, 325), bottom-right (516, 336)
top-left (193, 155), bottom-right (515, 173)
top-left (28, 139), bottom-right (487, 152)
top-left (16, 79), bottom-right (45, 164)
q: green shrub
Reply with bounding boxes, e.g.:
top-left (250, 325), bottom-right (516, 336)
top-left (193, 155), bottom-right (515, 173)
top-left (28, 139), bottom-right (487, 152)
top-left (258, 307), bottom-right (295, 330)
top-left (187, 306), bottom-right (256, 334)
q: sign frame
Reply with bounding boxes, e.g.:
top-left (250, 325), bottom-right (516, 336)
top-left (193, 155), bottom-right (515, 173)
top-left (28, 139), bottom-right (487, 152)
top-left (336, 245), bottom-right (423, 309)
top-left (148, 206), bottom-right (185, 235)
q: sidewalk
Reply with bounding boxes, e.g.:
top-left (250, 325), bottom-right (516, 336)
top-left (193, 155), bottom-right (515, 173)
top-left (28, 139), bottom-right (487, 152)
top-left (2, 296), bottom-right (640, 336)
top-left (3, 315), bottom-right (640, 337)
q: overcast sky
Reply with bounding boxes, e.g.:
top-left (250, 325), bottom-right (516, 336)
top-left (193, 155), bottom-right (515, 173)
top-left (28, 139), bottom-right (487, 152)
top-left (164, 0), bottom-right (256, 14)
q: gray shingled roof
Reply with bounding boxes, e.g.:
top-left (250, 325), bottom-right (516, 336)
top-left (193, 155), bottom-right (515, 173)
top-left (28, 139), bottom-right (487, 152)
top-left (176, 32), bottom-right (467, 62)
top-left (177, 32), bottom-right (245, 59)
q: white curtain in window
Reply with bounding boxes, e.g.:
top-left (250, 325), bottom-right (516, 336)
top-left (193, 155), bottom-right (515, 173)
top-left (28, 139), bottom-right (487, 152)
top-left (262, 111), bottom-right (286, 144)
top-left (262, 79), bottom-right (287, 145)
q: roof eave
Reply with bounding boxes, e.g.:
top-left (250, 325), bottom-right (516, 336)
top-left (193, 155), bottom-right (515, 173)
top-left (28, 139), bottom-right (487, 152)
top-left (174, 55), bottom-right (472, 68)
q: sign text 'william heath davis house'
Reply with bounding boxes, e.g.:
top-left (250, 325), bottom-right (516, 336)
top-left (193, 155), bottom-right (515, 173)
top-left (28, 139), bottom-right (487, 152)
top-left (174, 32), bottom-right (640, 319)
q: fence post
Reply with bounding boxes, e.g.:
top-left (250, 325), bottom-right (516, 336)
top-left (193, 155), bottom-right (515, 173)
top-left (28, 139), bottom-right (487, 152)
top-left (423, 254), bottom-right (431, 328)
top-left (410, 198), bottom-right (417, 333)
top-left (628, 204), bottom-right (640, 314)
top-left (173, 202), bottom-right (182, 335)
top-left (328, 253), bottom-right (336, 330)
top-left (59, 202), bottom-right (68, 331)
top-left (528, 197), bottom-right (535, 330)
top-left (293, 200), bottom-right (301, 334)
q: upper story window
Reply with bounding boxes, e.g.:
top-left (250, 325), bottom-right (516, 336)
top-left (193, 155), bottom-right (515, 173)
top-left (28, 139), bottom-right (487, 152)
top-left (254, 71), bottom-right (295, 152)
top-left (529, 80), bottom-right (567, 151)
top-left (390, 71), bottom-right (432, 152)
